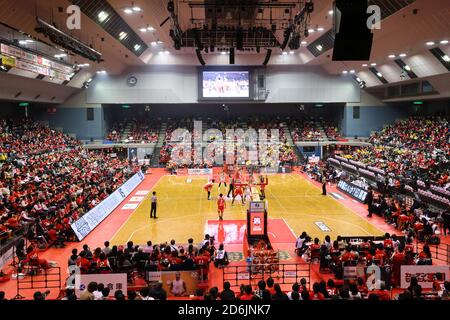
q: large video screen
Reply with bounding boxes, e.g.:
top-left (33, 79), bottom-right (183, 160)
top-left (202, 71), bottom-right (250, 98)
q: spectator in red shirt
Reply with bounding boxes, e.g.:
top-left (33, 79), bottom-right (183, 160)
top-left (239, 285), bottom-right (254, 300)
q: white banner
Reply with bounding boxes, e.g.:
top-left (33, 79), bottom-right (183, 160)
top-left (75, 273), bottom-right (127, 298)
top-left (187, 168), bottom-right (213, 175)
top-left (71, 171), bottom-right (145, 241)
top-left (400, 265), bottom-right (450, 289)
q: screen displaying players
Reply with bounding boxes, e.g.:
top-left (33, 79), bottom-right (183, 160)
top-left (202, 71), bottom-right (250, 98)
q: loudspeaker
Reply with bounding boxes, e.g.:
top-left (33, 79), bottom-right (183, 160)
top-left (195, 49), bottom-right (206, 65)
top-left (229, 48), bottom-right (235, 64)
top-left (332, 0), bottom-right (373, 61)
top-left (236, 28), bottom-right (243, 51)
top-left (262, 49), bottom-right (272, 65)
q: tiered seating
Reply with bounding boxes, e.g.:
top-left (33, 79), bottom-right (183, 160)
top-left (106, 120), bottom-right (160, 143)
top-left (0, 119), bottom-right (139, 245)
top-left (290, 119), bottom-right (341, 142)
top-left (331, 117), bottom-right (449, 207)
top-left (322, 121), bottom-right (342, 140)
top-left (291, 121), bottom-right (324, 141)
top-left (160, 117), bottom-right (297, 168)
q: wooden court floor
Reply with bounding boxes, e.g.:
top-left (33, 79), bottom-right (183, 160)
top-left (110, 174), bottom-right (384, 245)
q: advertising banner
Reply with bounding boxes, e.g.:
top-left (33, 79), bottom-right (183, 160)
top-left (70, 171), bottom-right (145, 241)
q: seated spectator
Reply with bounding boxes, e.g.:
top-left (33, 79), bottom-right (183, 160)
top-left (272, 284), bottom-right (289, 300)
top-left (220, 282), bottom-right (235, 301)
top-left (80, 282), bottom-right (97, 300)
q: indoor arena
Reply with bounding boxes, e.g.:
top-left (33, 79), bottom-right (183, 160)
top-left (0, 0), bottom-right (449, 311)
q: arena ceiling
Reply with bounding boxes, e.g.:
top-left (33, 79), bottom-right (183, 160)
top-left (0, 0), bottom-right (448, 94)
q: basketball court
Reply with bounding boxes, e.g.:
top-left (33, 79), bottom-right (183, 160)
top-left (111, 172), bottom-right (384, 245)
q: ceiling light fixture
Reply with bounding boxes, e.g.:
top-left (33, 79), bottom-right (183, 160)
top-left (119, 32), bottom-right (128, 40)
top-left (98, 11), bottom-right (108, 22)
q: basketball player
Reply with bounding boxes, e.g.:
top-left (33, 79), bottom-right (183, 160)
top-left (217, 194), bottom-right (226, 221)
top-left (204, 179), bottom-right (215, 200)
top-left (259, 175), bottom-right (268, 199)
top-left (218, 170), bottom-right (227, 193)
top-left (232, 182), bottom-right (245, 205)
top-left (243, 185), bottom-right (252, 204)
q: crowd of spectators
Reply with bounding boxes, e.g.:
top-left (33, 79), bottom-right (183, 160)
top-left (295, 232), bottom-right (449, 297)
top-left (347, 117), bottom-right (449, 187)
top-left (160, 117), bottom-right (297, 168)
top-left (0, 119), bottom-right (139, 246)
top-left (290, 119), bottom-right (341, 142)
top-left (106, 119), bottom-right (159, 143)
top-left (69, 235), bottom-right (229, 281)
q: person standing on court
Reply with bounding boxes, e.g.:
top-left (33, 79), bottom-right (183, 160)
top-left (366, 187), bottom-right (374, 218)
top-left (321, 176), bottom-right (327, 196)
top-left (150, 191), bottom-right (157, 219)
top-left (227, 175), bottom-right (234, 198)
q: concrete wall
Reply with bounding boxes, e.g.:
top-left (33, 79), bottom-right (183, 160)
top-left (87, 65), bottom-right (360, 104)
top-left (31, 92), bottom-right (105, 140)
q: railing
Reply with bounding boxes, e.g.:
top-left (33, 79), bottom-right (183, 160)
top-left (222, 263), bottom-right (310, 289)
top-left (14, 266), bottom-right (62, 300)
top-left (416, 242), bottom-right (450, 264)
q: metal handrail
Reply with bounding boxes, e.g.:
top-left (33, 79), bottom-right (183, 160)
top-left (14, 266), bottom-right (62, 299)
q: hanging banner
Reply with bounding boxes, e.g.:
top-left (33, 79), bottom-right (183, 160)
top-left (0, 43), bottom-right (73, 77)
top-left (1, 54), bottom-right (16, 67)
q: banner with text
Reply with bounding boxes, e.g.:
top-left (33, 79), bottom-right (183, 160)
top-left (75, 273), bottom-right (127, 298)
top-left (400, 265), bottom-right (449, 289)
top-left (187, 168), bottom-right (213, 175)
top-left (70, 171), bottom-right (145, 241)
